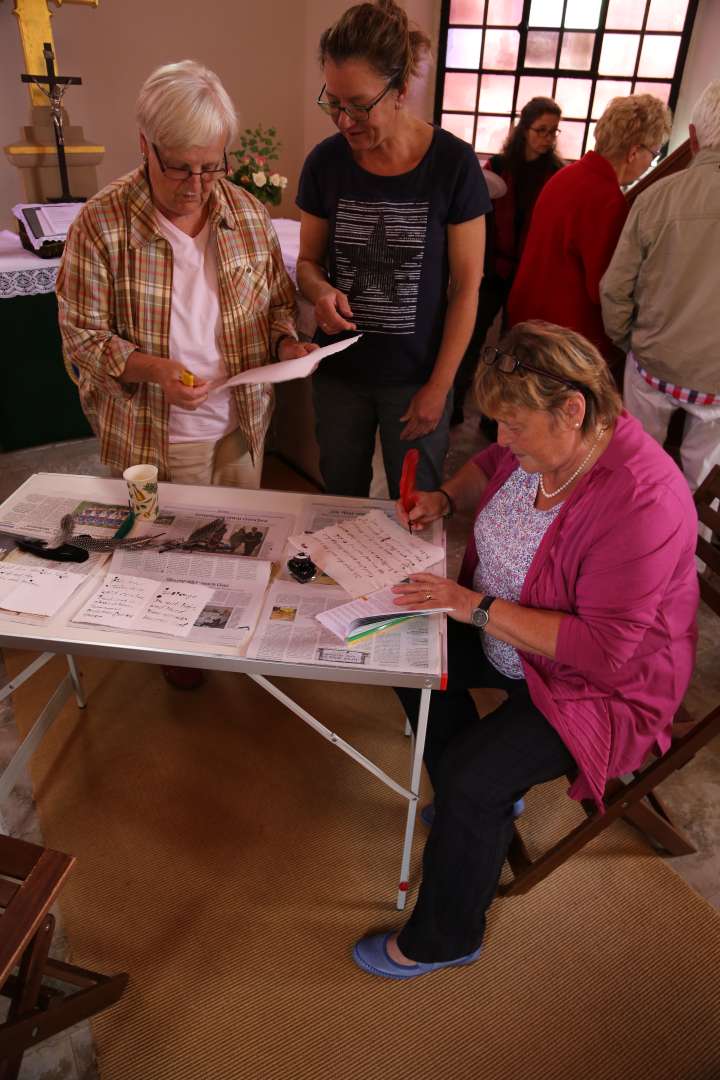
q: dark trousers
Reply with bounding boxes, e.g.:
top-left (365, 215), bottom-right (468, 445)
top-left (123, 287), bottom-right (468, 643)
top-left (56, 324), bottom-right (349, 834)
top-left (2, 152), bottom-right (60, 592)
top-left (395, 621), bottom-right (575, 963)
top-left (312, 373), bottom-right (453, 499)
top-left (453, 274), bottom-right (511, 413)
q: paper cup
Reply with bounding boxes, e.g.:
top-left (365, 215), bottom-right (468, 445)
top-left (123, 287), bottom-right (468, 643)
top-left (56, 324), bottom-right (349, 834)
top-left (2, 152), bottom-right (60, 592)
top-left (123, 464), bottom-right (159, 521)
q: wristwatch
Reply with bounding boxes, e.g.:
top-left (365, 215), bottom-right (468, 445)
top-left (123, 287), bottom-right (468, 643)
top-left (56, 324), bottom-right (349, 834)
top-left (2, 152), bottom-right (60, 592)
top-left (471, 594), bottom-right (496, 631)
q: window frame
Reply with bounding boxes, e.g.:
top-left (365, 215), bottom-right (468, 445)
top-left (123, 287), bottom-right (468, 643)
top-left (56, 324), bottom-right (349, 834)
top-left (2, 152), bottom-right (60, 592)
top-left (434, 0), bottom-right (700, 162)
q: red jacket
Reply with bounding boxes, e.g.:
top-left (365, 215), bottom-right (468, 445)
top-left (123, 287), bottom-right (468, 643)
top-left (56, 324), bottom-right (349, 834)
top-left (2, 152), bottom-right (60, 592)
top-left (507, 152), bottom-right (628, 359)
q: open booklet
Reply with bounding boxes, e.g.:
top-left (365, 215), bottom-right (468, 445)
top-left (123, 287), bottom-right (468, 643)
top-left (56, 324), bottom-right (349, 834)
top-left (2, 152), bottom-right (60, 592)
top-left (316, 584), bottom-right (452, 644)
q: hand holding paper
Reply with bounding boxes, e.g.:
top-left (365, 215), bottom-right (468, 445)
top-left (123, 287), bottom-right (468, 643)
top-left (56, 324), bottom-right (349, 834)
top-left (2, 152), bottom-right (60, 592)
top-left (210, 334), bottom-right (362, 394)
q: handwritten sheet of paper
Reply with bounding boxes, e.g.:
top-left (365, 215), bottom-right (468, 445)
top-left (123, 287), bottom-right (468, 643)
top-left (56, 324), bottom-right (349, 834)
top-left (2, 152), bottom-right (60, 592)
top-left (289, 509), bottom-right (444, 598)
top-left (0, 563), bottom-right (85, 617)
top-left (72, 574), bottom-right (214, 637)
top-left (209, 335), bottom-right (362, 393)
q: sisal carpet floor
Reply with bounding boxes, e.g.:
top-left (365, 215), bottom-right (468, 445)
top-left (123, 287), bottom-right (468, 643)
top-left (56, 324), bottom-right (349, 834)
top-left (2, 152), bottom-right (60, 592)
top-left (7, 649), bottom-right (720, 1080)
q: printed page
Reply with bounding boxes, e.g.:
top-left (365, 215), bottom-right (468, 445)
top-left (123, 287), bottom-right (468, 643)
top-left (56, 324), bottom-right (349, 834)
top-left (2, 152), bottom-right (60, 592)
top-left (0, 564), bottom-right (86, 617)
top-left (289, 509), bottom-right (444, 598)
top-left (0, 492), bottom-right (131, 543)
top-left (246, 580), bottom-right (441, 675)
top-left (210, 335), bottom-right (362, 392)
top-left (133, 504), bottom-right (293, 565)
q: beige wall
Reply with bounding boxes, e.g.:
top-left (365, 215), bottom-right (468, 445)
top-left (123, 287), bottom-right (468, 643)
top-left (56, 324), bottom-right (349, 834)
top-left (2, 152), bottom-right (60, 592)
top-left (0, 0), bottom-right (440, 230)
top-left (671, 0), bottom-right (720, 150)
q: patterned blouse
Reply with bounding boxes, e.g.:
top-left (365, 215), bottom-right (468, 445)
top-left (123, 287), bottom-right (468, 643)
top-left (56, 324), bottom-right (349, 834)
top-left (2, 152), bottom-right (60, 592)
top-left (57, 168), bottom-right (297, 479)
top-left (473, 468), bottom-right (562, 678)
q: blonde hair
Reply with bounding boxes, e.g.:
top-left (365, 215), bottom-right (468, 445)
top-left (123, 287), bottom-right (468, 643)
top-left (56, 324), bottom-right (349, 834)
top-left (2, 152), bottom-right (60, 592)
top-left (474, 321), bottom-right (622, 435)
top-left (319, 0), bottom-right (431, 90)
top-left (594, 93), bottom-right (672, 160)
top-left (136, 60), bottom-right (237, 150)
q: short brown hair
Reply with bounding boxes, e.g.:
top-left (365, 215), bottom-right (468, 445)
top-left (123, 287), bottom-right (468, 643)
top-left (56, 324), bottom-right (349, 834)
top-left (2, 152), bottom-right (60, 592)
top-left (474, 321), bottom-right (622, 435)
top-left (319, 0), bottom-right (431, 89)
top-left (594, 94), bottom-right (672, 159)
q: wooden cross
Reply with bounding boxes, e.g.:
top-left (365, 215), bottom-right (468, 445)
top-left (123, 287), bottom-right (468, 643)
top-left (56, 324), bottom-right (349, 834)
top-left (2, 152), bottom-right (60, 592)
top-left (9, 0), bottom-right (99, 108)
top-left (21, 41), bottom-right (81, 199)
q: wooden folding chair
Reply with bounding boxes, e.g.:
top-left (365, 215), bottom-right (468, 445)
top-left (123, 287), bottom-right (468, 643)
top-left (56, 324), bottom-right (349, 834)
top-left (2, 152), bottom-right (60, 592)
top-left (0, 834), bottom-right (127, 1079)
top-left (500, 465), bottom-right (720, 898)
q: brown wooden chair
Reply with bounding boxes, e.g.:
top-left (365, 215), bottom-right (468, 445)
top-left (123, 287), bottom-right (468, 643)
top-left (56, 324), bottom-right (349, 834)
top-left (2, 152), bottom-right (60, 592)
top-left (0, 834), bottom-right (127, 1080)
top-left (500, 465), bottom-right (720, 897)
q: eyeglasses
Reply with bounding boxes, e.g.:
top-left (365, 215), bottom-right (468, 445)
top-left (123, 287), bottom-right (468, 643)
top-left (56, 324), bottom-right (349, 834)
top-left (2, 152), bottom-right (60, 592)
top-left (481, 345), bottom-right (585, 393)
top-left (316, 80), bottom-right (395, 123)
top-left (639, 143), bottom-right (663, 168)
top-left (528, 125), bottom-right (561, 138)
top-left (152, 143), bottom-right (228, 183)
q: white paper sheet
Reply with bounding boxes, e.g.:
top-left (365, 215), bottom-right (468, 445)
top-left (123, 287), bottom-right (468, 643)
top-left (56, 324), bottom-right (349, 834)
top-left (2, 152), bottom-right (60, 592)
top-left (0, 564), bottom-right (85, 617)
top-left (289, 509), bottom-right (444, 598)
top-left (209, 334), bottom-right (362, 392)
top-left (72, 574), bottom-right (214, 637)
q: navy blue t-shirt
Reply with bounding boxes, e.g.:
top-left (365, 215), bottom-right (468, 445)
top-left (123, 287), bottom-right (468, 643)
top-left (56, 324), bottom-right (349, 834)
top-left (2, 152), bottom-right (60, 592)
top-left (296, 126), bottom-right (491, 385)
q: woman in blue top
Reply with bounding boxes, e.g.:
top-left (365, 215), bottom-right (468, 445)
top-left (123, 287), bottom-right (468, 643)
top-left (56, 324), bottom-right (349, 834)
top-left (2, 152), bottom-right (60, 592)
top-left (297, 0), bottom-right (491, 498)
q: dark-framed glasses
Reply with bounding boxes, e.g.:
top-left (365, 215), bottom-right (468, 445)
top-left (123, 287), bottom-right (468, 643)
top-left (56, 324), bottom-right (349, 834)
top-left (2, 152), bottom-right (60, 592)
top-left (152, 143), bottom-right (228, 183)
top-left (528, 125), bottom-right (561, 138)
top-left (481, 345), bottom-right (585, 392)
top-left (316, 80), bottom-right (394, 122)
top-left (639, 143), bottom-right (664, 168)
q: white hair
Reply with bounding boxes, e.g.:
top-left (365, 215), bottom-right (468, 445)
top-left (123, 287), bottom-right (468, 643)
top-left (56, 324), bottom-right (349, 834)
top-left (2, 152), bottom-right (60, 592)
top-left (136, 60), bottom-right (237, 150)
top-left (691, 80), bottom-right (720, 150)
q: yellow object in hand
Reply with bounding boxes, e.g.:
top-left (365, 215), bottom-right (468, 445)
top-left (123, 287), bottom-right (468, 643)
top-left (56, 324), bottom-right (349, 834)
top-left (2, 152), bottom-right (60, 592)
top-left (180, 370), bottom-right (195, 387)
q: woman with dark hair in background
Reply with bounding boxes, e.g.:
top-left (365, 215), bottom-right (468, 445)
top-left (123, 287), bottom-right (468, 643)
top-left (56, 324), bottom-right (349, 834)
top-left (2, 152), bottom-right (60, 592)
top-left (296, 0), bottom-right (491, 499)
top-left (452, 97), bottom-right (564, 426)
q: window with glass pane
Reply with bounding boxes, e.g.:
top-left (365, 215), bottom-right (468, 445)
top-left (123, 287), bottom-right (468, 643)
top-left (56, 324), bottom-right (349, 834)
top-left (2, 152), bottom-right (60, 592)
top-left (437, 0), bottom-right (694, 162)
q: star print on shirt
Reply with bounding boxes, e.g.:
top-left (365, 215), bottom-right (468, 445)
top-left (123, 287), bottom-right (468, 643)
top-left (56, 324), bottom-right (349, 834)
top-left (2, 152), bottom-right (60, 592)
top-left (333, 199), bottom-right (429, 334)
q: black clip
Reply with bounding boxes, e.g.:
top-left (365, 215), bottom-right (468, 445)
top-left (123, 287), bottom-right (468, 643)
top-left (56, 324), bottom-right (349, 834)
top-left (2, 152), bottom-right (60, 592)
top-left (287, 552), bottom-right (317, 583)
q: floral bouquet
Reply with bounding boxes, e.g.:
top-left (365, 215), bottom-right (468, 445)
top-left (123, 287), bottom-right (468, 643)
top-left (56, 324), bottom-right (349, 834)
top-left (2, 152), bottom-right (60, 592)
top-left (229, 125), bottom-right (288, 207)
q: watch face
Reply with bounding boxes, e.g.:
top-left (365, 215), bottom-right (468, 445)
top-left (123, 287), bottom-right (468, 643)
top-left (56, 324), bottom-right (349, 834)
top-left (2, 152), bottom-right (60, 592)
top-left (471, 605), bottom-right (489, 629)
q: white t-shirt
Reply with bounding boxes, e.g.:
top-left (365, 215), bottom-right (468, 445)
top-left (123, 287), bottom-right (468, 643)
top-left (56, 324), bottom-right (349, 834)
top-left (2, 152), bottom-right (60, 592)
top-left (154, 210), bottom-right (238, 444)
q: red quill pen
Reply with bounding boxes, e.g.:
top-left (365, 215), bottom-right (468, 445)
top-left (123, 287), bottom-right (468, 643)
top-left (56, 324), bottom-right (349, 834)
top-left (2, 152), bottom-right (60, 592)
top-left (399, 448), bottom-right (420, 531)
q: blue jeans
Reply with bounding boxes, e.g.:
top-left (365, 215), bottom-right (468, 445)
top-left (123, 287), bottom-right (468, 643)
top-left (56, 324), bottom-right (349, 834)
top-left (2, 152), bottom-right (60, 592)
top-left (312, 373), bottom-right (453, 499)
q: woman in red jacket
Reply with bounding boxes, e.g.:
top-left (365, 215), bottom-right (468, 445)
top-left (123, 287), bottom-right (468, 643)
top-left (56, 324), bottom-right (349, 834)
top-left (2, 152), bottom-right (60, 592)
top-left (507, 95), bottom-right (672, 376)
top-left (453, 97), bottom-right (564, 425)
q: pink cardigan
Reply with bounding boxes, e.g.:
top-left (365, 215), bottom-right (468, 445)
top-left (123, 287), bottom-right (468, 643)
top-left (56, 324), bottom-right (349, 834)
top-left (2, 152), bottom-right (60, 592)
top-left (459, 412), bottom-right (699, 807)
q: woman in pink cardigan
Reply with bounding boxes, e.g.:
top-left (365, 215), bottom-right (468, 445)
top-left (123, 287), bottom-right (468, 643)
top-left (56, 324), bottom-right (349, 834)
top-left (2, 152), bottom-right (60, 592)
top-left (353, 321), bottom-right (698, 981)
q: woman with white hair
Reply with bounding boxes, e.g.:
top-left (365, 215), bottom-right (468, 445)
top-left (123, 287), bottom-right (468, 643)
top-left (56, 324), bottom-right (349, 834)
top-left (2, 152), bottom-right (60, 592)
top-left (58, 60), bottom-right (315, 492)
top-left (507, 94), bottom-right (672, 375)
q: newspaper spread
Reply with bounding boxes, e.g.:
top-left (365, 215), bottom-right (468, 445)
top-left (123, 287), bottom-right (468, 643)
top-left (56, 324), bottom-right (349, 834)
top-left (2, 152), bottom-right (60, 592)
top-left (246, 579), bottom-right (442, 674)
top-left (108, 546), bottom-right (272, 648)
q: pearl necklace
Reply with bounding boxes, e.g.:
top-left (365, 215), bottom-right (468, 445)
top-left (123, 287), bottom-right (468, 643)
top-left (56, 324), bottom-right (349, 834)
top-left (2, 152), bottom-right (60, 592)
top-left (539, 427), bottom-right (606, 499)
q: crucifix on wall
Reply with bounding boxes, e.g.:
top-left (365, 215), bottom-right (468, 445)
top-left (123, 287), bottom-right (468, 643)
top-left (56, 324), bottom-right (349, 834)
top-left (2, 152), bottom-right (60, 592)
top-left (22, 41), bottom-right (82, 200)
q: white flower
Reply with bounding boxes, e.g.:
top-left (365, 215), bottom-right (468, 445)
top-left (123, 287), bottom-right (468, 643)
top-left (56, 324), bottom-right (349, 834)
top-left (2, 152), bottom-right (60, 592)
top-left (279, 175), bottom-right (288, 188)
top-left (269, 172), bottom-right (282, 187)
top-left (252, 171), bottom-right (267, 187)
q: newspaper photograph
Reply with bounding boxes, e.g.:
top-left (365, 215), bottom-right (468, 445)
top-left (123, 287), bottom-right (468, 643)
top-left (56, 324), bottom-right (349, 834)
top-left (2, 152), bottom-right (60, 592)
top-left (246, 580), bottom-right (441, 674)
top-left (109, 547), bottom-right (272, 648)
top-left (139, 504), bottom-right (294, 563)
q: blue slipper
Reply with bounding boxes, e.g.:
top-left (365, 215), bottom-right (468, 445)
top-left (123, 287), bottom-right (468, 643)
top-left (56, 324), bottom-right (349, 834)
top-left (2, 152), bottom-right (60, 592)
top-left (352, 932), bottom-right (481, 980)
top-left (419, 798), bottom-right (525, 828)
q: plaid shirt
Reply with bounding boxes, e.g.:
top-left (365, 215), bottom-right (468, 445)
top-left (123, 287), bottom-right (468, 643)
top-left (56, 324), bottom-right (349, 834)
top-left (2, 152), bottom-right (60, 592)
top-left (57, 167), bottom-right (298, 479)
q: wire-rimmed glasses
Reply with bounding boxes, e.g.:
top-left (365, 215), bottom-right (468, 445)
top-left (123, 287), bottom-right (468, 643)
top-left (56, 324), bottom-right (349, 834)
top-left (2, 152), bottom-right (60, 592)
top-left (152, 143), bottom-right (228, 183)
top-left (316, 80), bottom-right (395, 123)
top-left (481, 345), bottom-right (585, 393)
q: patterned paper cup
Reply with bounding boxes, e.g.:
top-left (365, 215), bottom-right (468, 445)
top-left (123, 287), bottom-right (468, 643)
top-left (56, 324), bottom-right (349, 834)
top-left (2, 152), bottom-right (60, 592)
top-left (123, 464), bottom-right (159, 521)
